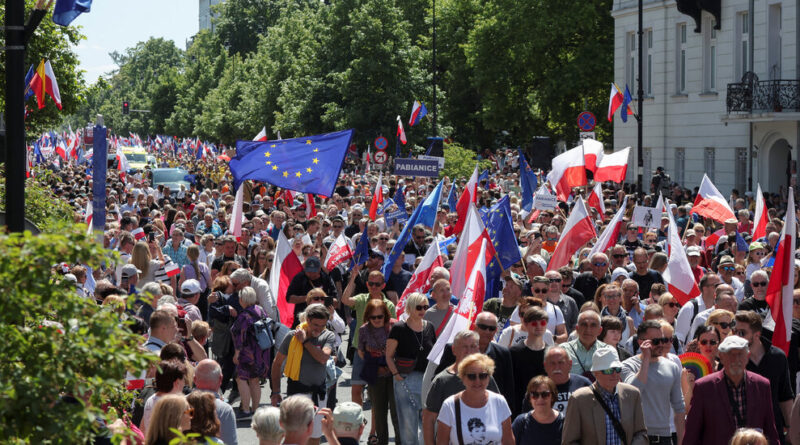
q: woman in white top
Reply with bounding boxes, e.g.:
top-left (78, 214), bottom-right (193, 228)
top-left (436, 353), bottom-right (514, 445)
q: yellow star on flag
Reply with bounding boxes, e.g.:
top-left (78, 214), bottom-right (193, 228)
top-left (270, 144), bottom-right (276, 148)
top-left (272, 165), bottom-right (278, 170)
top-left (313, 148), bottom-right (319, 152)
top-left (306, 167), bottom-right (312, 173)
top-left (283, 171), bottom-right (289, 178)
top-left (266, 161), bottom-right (272, 165)
top-left (306, 140), bottom-right (312, 144)
top-left (264, 151), bottom-right (271, 157)
top-left (312, 157), bottom-right (319, 164)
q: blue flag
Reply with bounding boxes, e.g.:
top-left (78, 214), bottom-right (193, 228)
top-left (382, 201), bottom-right (425, 281)
top-left (33, 142), bottom-right (44, 164)
top-left (735, 232), bottom-right (748, 253)
top-left (393, 186), bottom-right (405, 211)
top-left (446, 183), bottom-right (457, 212)
top-left (478, 169), bottom-right (489, 183)
top-left (417, 179), bottom-right (444, 229)
top-left (351, 228), bottom-right (371, 267)
top-left (518, 149), bottom-right (537, 214)
top-left (53, 0), bottom-right (92, 26)
top-left (24, 65), bottom-right (34, 102)
top-left (621, 85), bottom-right (634, 123)
top-left (484, 196), bottom-right (522, 301)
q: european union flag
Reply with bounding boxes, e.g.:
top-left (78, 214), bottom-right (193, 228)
top-left (518, 149), bottom-right (537, 214)
top-left (484, 196), bottom-right (522, 301)
top-left (231, 129), bottom-right (354, 195)
top-left (417, 179), bottom-right (444, 229)
top-left (382, 200), bottom-right (425, 281)
top-left (394, 186), bottom-right (406, 211)
top-left (478, 169), bottom-right (489, 183)
top-left (351, 228), bottom-right (371, 267)
top-left (446, 182), bottom-right (457, 211)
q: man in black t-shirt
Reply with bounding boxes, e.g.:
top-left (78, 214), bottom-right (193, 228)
top-left (210, 235), bottom-right (248, 279)
top-left (622, 223), bottom-right (645, 256)
top-left (285, 257), bottom-right (337, 327)
top-left (628, 248), bottom-right (664, 298)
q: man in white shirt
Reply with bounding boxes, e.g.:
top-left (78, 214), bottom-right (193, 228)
top-left (675, 273), bottom-right (721, 346)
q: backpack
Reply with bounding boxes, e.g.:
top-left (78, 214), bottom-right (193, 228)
top-left (253, 314), bottom-right (276, 350)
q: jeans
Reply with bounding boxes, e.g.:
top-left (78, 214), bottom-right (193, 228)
top-left (393, 370), bottom-right (423, 445)
top-left (369, 374), bottom-right (401, 445)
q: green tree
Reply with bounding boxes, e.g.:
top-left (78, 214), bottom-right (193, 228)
top-left (440, 142), bottom-right (491, 179)
top-left (0, 227), bottom-right (154, 443)
top-left (0, 167), bottom-right (75, 233)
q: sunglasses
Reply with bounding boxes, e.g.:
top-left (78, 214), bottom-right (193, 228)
top-left (529, 391), bottom-right (551, 399)
top-left (612, 254), bottom-right (627, 259)
top-left (699, 339), bottom-right (719, 346)
top-left (593, 262), bottom-right (608, 267)
top-left (720, 266), bottom-right (735, 272)
top-left (527, 319), bottom-right (547, 327)
top-left (533, 288), bottom-right (548, 294)
top-left (310, 297), bottom-right (325, 302)
top-left (751, 281), bottom-right (767, 287)
top-left (578, 322), bottom-right (600, 328)
top-left (476, 323), bottom-right (497, 332)
top-left (416, 305), bottom-right (430, 311)
top-left (379, 237), bottom-right (390, 241)
top-left (600, 367), bottom-right (622, 375)
top-left (664, 302), bottom-right (681, 308)
top-left (650, 336), bottom-right (673, 346)
top-left (548, 278), bottom-right (562, 283)
top-left (465, 372), bottom-right (490, 381)
top-left (369, 315), bottom-right (385, 321)
top-left (367, 281), bottom-right (383, 287)
top-left (713, 321), bottom-right (736, 329)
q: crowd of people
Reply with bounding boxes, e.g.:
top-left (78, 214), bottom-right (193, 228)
top-left (45, 147), bottom-right (800, 445)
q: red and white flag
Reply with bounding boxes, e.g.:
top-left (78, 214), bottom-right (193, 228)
top-left (546, 146), bottom-right (587, 201)
top-left (396, 115), bottom-right (407, 145)
top-left (397, 241), bottom-right (444, 320)
top-left (253, 126), bottom-right (268, 142)
top-left (131, 227), bottom-right (146, 241)
top-left (450, 203), bottom-right (495, 298)
top-left (269, 230), bottom-right (304, 327)
top-left (164, 262), bottom-right (180, 278)
top-left (368, 173), bottom-right (384, 221)
top-left (594, 147), bottom-right (630, 183)
top-left (663, 202), bottom-right (701, 304)
top-left (765, 187), bottom-right (795, 355)
top-left (365, 144), bottom-right (371, 173)
top-left (323, 233), bottom-right (354, 272)
top-left (305, 193), bottom-right (317, 218)
top-left (692, 174), bottom-right (735, 223)
top-left (84, 201), bottom-right (93, 235)
top-left (589, 196), bottom-right (628, 258)
top-left (607, 83), bottom-right (624, 122)
top-left (117, 151), bottom-right (130, 182)
top-left (547, 197), bottom-right (596, 271)
top-left (230, 184), bottom-right (244, 241)
top-left (453, 163), bottom-right (480, 235)
top-left (428, 238), bottom-right (488, 364)
top-left (752, 183), bottom-right (768, 240)
top-left (582, 139), bottom-right (604, 173)
top-left (587, 182), bottom-right (605, 216)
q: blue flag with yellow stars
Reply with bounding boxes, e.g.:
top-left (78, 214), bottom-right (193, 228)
top-left (231, 129), bottom-right (354, 194)
top-left (484, 196), bottom-right (522, 301)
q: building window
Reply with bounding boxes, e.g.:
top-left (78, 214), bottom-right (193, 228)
top-left (674, 148), bottom-right (685, 186)
top-left (677, 23), bottom-right (687, 93)
top-left (627, 32), bottom-right (636, 89)
top-left (643, 147), bottom-right (652, 179)
top-left (735, 147), bottom-right (747, 193)
top-left (768, 4), bottom-right (782, 79)
top-left (704, 147), bottom-right (716, 181)
top-left (736, 12), bottom-right (749, 80)
top-left (646, 29), bottom-right (653, 95)
top-left (703, 16), bottom-right (717, 92)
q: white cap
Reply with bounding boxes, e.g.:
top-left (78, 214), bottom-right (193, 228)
top-left (591, 347), bottom-right (622, 372)
top-left (180, 279), bottom-right (202, 295)
top-left (718, 335), bottom-right (749, 353)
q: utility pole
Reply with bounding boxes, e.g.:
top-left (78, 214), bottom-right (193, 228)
top-left (432, 0), bottom-right (438, 136)
top-left (637, 0), bottom-right (644, 200)
top-left (4, 0), bottom-right (26, 232)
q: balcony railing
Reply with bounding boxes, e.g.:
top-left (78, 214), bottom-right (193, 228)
top-left (726, 72), bottom-right (800, 113)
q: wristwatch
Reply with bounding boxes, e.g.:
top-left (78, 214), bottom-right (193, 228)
top-left (182, 336), bottom-right (193, 342)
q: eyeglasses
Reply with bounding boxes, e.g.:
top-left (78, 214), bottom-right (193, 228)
top-left (712, 321), bottom-right (736, 329)
top-left (476, 323), bottom-right (497, 332)
top-left (379, 237), bottom-right (390, 241)
top-left (612, 254), bottom-right (627, 259)
top-left (529, 391), bottom-right (552, 399)
top-left (416, 305), bottom-right (430, 311)
top-left (794, 298), bottom-right (800, 305)
top-left (751, 281), bottom-right (767, 287)
top-left (527, 319), bottom-right (547, 327)
top-left (650, 336), bottom-right (673, 346)
top-left (370, 315), bottom-right (385, 321)
top-left (465, 372), bottom-right (490, 381)
top-left (548, 278), bottom-right (562, 283)
top-left (533, 288), bottom-right (547, 294)
top-left (699, 339), bottom-right (719, 346)
top-left (578, 322), bottom-right (600, 328)
top-left (664, 302), bottom-right (680, 308)
top-left (367, 281), bottom-right (383, 287)
top-left (720, 266), bottom-right (735, 272)
top-left (600, 367), bottom-right (622, 375)
top-left (310, 297), bottom-right (325, 302)
top-left (592, 262), bottom-right (608, 267)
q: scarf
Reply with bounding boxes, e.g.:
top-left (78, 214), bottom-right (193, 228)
top-left (284, 322), bottom-right (307, 381)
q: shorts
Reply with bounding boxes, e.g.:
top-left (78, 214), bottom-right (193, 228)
top-left (350, 353), bottom-right (366, 386)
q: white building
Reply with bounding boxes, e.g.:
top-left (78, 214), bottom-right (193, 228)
top-left (199, 0), bottom-right (224, 32)
top-left (612, 0), bottom-right (799, 195)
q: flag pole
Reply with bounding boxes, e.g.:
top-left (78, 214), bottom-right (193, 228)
top-left (636, 0), bottom-right (644, 201)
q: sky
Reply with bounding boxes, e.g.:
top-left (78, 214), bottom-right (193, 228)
top-left (71, 0), bottom-right (199, 84)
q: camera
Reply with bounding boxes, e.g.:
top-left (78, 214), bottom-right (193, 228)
top-left (324, 296), bottom-right (335, 307)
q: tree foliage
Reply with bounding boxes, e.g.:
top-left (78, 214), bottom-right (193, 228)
top-left (441, 142), bottom-right (492, 179)
top-left (0, 167), bottom-right (75, 233)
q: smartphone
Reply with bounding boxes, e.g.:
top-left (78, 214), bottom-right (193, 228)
top-left (148, 232), bottom-right (156, 243)
top-left (324, 296), bottom-right (334, 307)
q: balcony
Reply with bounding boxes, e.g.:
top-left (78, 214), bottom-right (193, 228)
top-left (726, 72), bottom-right (800, 113)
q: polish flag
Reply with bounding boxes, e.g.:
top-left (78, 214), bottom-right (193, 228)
top-left (607, 83), bottom-right (624, 122)
top-left (253, 127), bottom-right (268, 142)
top-left (450, 203), bottom-right (496, 298)
top-left (397, 241), bottom-right (445, 320)
top-left (663, 201), bottom-right (701, 304)
top-left (55, 140), bottom-right (68, 161)
top-left (306, 193), bottom-right (317, 218)
top-left (587, 182), bottom-right (605, 216)
top-left (752, 183), bottom-right (768, 241)
top-left (230, 184), bottom-right (244, 241)
top-left (546, 146), bottom-right (587, 201)
top-left (368, 173), bottom-right (384, 221)
top-left (29, 59), bottom-right (62, 110)
top-left (164, 262), bottom-right (181, 278)
top-left (428, 238), bottom-right (488, 364)
top-left (131, 227), bottom-right (146, 241)
top-left (453, 164), bottom-right (480, 235)
top-left (691, 174), bottom-right (735, 223)
top-left (323, 233), bottom-right (354, 272)
top-left (84, 201), bottom-right (93, 235)
top-left (765, 188), bottom-right (795, 354)
top-left (396, 115), bottom-right (407, 145)
top-left (593, 147), bottom-right (631, 183)
top-left (547, 198), bottom-right (596, 271)
top-left (589, 196), bottom-right (628, 257)
top-left (582, 139), bottom-right (604, 173)
top-left (702, 228), bottom-right (726, 251)
top-left (365, 145), bottom-right (371, 173)
top-left (269, 230), bottom-right (304, 327)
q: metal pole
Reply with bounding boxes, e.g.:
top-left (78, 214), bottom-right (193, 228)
top-left (91, 115), bottom-right (107, 243)
top-left (4, 0), bottom-right (26, 232)
top-left (637, 0), bottom-right (644, 200)
top-left (432, 0), bottom-right (438, 136)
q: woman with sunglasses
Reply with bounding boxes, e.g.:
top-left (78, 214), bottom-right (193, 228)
top-left (598, 285), bottom-right (635, 345)
top-left (512, 376), bottom-right (564, 445)
top-left (386, 292), bottom-right (436, 444)
top-left (705, 309), bottom-right (735, 340)
top-left (658, 293), bottom-right (681, 326)
top-left (358, 299), bottom-right (400, 445)
top-left (145, 394), bottom-right (193, 445)
top-left (437, 353), bottom-right (514, 445)
top-left (688, 325), bottom-right (721, 371)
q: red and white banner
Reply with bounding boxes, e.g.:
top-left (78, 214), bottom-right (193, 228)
top-left (397, 241), bottom-right (444, 319)
top-left (323, 233), bottom-right (354, 272)
top-left (546, 146), bottom-right (587, 201)
top-left (663, 201), bottom-right (701, 304)
top-left (752, 183), bottom-right (768, 241)
top-left (765, 187), bottom-right (795, 355)
top-left (306, 193), bottom-right (317, 218)
top-left (84, 201), bottom-right (93, 235)
top-left (428, 238), bottom-right (488, 364)
top-left (587, 182), bottom-right (605, 216)
top-left (589, 196), bottom-right (628, 258)
top-left (547, 197), bottom-right (596, 271)
top-left (230, 184), bottom-right (244, 241)
top-left (593, 147), bottom-right (630, 183)
top-left (450, 203), bottom-right (495, 298)
top-left (269, 230), bottom-right (304, 327)
top-left (582, 139), bottom-right (603, 173)
top-left (691, 174), bottom-right (735, 223)
top-left (369, 173), bottom-right (384, 221)
top-left (453, 164), bottom-right (479, 235)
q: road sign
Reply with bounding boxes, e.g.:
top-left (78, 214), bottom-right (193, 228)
top-left (579, 131), bottom-right (596, 140)
top-left (577, 111), bottom-right (596, 132)
top-left (374, 151), bottom-right (388, 164)
top-left (394, 158), bottom-right (440, 177)
top-left (374, 136), bottom-right (388, 151)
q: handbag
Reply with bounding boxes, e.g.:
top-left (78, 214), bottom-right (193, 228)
top-left (394, 357), bottom-right (416, 375)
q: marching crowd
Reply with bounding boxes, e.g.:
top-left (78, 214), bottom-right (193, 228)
top-left (46, 147), bottom-right (800, 445)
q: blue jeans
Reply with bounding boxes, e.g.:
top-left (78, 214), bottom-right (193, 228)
top-left (393, 370), bottom-right (423, 444)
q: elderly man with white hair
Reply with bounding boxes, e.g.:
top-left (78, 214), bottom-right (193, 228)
top-left (230, 268), bottom-right (277, 321)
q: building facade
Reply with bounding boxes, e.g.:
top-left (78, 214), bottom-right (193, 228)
top-left (612, 0), bottom-right (799, 195)
top-left (199, 0), bottom-right (224, 32)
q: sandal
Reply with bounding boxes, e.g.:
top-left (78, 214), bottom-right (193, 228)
top-left (368, 433), bottom-right (379, 445)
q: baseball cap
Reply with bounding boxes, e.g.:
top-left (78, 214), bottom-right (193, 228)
top-left (686, 246), bottom-right (702, 257)
top-left (504, 273), bottom-right (524, 288)
top-left (590, 347), bottom-right (623, 372)
top-left (718, 335), bottom-right (749, 353)
top-left (333, 402), bottom-right (366, 432)
top-left (181, 279), bottom-right (202, 295)
top-left (121, 264), bottom-right (142, 278)
top-left (304, 257), bottom-right (322, 273)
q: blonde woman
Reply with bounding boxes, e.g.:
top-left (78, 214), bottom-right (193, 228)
top-left (144, 394), bottom-right (192, 445)
top-left (131, 241), bottom-right (163, 286)
top-left (705, 309), bottom-right (735, 340)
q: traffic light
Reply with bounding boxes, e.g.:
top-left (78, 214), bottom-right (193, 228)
top-left (122, 101), bottom-right (129, 115)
